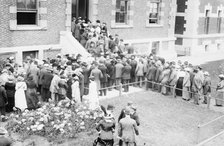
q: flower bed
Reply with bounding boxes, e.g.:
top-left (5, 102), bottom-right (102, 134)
top-left (6, 99), bottom-right (104, 143)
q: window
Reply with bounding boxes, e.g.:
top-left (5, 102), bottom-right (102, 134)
top-left (17, 0), bottom-right (37, 25)
top-left (148, 0), bottom-right (161, 24)
top-left (217, 10), bottom-right (222, 33)
top-left (204, 10), bottom-right (210, 34)
top-left (115, 0), bottom-right (130, 24)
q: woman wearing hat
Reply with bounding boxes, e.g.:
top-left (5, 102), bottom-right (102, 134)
top-left (215, 74), bottom-right (224, 106)
top-left (15, 75), bottom-right (28, 112)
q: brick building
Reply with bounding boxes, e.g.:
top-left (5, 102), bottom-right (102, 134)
top-left (0, 0), bottom-right (88, 64)
top-left (87, 0), bottom-right (177, 59)
top-left (0, 0), bottom-right (177, 64)
top-left (175, 0), bottom-right (224, 56)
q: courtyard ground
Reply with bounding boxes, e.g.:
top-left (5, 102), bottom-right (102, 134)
top-left (100, 90), bottom-right (222, 146)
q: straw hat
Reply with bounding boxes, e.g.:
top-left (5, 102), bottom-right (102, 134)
top-left (0, 127), bottom-right (8, 135)
top-left (204, 71), bottom-right (209, 76)
top-left (184, 68), bottom-right (191, 72)
top-left (17, 76), bottom-right (24, 82)
top-left (218, 74), bottom-right (224, 79)
top-left (73, 76), bottom-right (79, 81)
top-left (8, 76), bottom-right (14, 82)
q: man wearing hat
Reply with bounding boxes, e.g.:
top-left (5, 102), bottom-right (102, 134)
top-left (202, 72), bottom-right (211, 104)
top-left (81, 62), bottom-right (90, 95)
top-left (192, 68), bottom-right (203, 105)
top-left (5, 76), bottom-right (15, 112)
top-left (168, 64), bottom-right (178, 96)
top-left (146, 60), bottom-right (157, 90)
top-left (0, 81), bottom-right (7, 121)
top-left (118, 101), bottom-right (140, 126)
top-left (215, 74), bottom-right (224, 106)
top-left (41, 66), bottom-right (54, 102)
top-left (118, 107), bottom-right (139, 146)
top-left (182, 68), bottom-right (191, 101)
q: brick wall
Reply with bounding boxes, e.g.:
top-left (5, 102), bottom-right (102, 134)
top-left (97, 0), bottom-right (170, 40)
top-left (0, 0), bottom-right (66, 48)
top-left (197, 0), bottom-right (224, 35)
top-left (0, 52), bottom-right (16, 62)
top-left (0, 0), bottom-right (13, 47)
top-left (199, 0), bottom-right (224, 13)
top-left (43, 49), bottom-right (61, 60)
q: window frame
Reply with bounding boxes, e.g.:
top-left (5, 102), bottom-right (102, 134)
top-left (148, 0), bottom-right (161, 25)
top-left (16, 0), bottom-right (38, 26)
top-left (115, 0), bottom-right (130, 25)
top-left (217, 10), bottom-right (222, 33)
top-left (204, 10), bottom-right (210, 34)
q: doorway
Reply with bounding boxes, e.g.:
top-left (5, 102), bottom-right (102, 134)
top-left (23, 51), bottom-right (38, 61)
top-left (72, 0), bottom-right (89, 20)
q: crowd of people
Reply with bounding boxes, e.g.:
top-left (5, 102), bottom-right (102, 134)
top-left (0, 18), bottom-right (224, 146)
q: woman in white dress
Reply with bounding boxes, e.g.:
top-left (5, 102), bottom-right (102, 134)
top-left (72, 76), bottom-right (81, 103)
top-left (88, 78), bottom-right (100, 110)
top-left (15, 76), bottom-right (28, 111)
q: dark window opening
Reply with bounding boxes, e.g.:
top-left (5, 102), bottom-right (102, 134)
top-left (217, 10), bottom-right (222, 33)
top-left (17, 12), bottom-right (36, 25)
top-left (204, 10), bottom-right (210, 34)
top-left (175, 38), bottom-right (183, 45)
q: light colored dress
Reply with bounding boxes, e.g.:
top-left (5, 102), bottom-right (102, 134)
top-left (72, 81), bottom-right (81, 103)
top-left (15, 82), bottom-right (28, 111)
top-left (88, 81), bottom-right (99, 110)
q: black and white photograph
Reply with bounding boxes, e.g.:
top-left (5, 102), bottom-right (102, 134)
top-left (0, 0), bottom-right (224, 145)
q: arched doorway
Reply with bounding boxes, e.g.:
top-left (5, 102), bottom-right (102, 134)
top-left (72, 0), bottom-right (89, 19)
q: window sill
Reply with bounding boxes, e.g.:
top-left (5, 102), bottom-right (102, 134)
top-left (10, 25), bottom-right (47, 31)
top-left (111, 24), bottom-right (133, 29)
top-left (146, 24), bottom-right (163, 28)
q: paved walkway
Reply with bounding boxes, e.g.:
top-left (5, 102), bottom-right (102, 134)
top-left (177, 51), bottom-right (224, 65)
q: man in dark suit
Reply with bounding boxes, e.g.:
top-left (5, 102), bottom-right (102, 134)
top-left (41, 67), bottom-right (53, 102)
top-left (146, 61), bottom-right (157, 90)
top-left (155, 62), bottom-right (163, 92)
top-left (122, 62), bottom-right (131, 92)
top-left (130, 56), bottom-right (137, 86)
top-left (106, 60), bottom-right (116, 91)
top-left (98, 60), bottom-right (108, 96)
top-left (115, 59), bottom-right (124, 90)
top-left (81, 63), bottom-right (90, 95)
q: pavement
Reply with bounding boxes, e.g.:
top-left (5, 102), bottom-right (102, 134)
top-left (177, 50), bottom-right (224, 65)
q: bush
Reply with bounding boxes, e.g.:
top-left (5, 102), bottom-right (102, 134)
top-left (6, 99), bottom-right (104, 143)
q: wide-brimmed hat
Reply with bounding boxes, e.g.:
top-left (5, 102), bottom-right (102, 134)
top-left (184, 68), bottom-right (191, 72)
top-left (73, 76), bottom-right (79, 81)
top-left (204, 71), bottom-right (209, 76)
top-left (219, 74), bottom-right (224, 79)
top-left (8, 76), bottom-right (14, 82)
top-left (17, 76), bottom-right (24, 82)
top-left (0, 127), bottom-right (8, 135)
